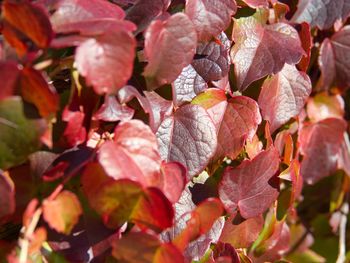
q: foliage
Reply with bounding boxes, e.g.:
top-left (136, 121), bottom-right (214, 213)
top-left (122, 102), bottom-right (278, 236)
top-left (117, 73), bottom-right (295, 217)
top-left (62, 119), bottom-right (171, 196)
top-left (0, 0), bottom-right (350, 262)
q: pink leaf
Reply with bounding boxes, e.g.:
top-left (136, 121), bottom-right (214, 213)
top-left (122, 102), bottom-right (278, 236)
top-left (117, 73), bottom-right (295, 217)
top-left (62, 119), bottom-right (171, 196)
top-left (185, 0), bottom-right (237, 42)
top-left (172, 64), bottom-right (208, 107)
top-left (75, 31), bottom-right (136, 94)
top-left (156, 104), bottom-right (217, 178)
top-left (62, 107), bottom-right (87, 147)
top-left (231, 16), bottom-right (304, 91)
top-left (318, 26), bottom-right (350, 90)
top-left (93, 95), bottom-right (134, 122)
top-left (50, 0), bottom-right (125, 32)
top-left (299, 118), bottom-right (347, 184)
top-left (219, 147), bottom-right (280, 218)
top-left (191, 32), bottom-right (231, 82)
top-left (292, 0), bottom-right (350, 30)
top-left (242, 0), bottom-right (269, 8)
top-left (258, 64), bottom-right (311, 132)
top-left (144, 13), bottom-right (197, 88)
top-left (98, 120), bottom-right (161, 186)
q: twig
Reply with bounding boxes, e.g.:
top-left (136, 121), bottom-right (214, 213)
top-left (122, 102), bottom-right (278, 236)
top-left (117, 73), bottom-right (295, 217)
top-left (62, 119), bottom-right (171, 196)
top-left (336, 202), bottom-right (349, 263)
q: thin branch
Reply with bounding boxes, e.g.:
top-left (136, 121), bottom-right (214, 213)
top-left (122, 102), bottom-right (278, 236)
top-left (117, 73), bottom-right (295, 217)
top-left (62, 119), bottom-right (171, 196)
top-left (336, 202), bottom-right (349, 263)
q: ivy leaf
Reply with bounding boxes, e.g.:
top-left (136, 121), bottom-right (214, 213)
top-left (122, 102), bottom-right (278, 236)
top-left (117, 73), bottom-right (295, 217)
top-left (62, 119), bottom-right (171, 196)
top-left (231, 16), bottom-right (304, 91)
top-left (191, 32), bottom-right (231, 82)
top-left (0, 97), bottom-right (45, 170)
top-left (143, 13), bottom-right (197, 88)
top-left (219, 147), bottom-right (280, 218)
top-left (318, 26), bottom-right (350, 90)
top-left (75, 30), bottom-right (136, 95)
top-left (258, 64), bottom-right (311, 132)
top-left (126, 0), bottom-right (171, 33)
top-left (112, 232), bottom-right (184, 263)
top-left (299, 118), bottom-right (347, 184)
top-left (292, 0), bottom-right (350, 30)
top-left (93, 95), bottom-right (134, 122)
top-left (192, 89), bottom-right (261, 162)
top-left (172, 64), bottom-right (208, 107)
top-left (43, 190), bottom-right (82, 235)
top-left (82, 163), bottom-right (174, 231)
top-left (50, 0), bottom-right (125, 31)
top-left (98, 120), bottom-right (161, 186)
top-left (20, 67), bottom-right (59, 118)
top-left (185, 0), bottom-right (237, 42)
top-left (156, 104), bottom-right (217, 178)
top-left (0, 171), bottom-right (15, 221)
top-left (2, 0), bottom-right (53, 48)
top-left (0, 61), bottom-right (20, 100)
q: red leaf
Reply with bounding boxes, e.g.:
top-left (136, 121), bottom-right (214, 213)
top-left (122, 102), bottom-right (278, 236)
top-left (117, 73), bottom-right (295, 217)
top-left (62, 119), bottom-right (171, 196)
top-left (2, 0), bottom-right (53, 48)
top-left (93, 95), bottom-right (134, 122)
top-left (42, 190), bottom-right (82, 235)
top-left (242, 0), bottom-right (269, 8)
top-left (75, 30), bottom-right (136, 94)
top-left (172, 64), bottom-right (208, 107)
top-left (193, 89), bottom-right (261, 162)
top-left (258, 64), bottom-right (311, 132)
top-left (219, 147), bottom-right (280, 218)
top-left (144, 13), bottom-right (197, 88)
top-left (318, 26), bottom-right (350, 90)
top-left (220, 216), bottom-right (264, 248)
top-left (292, 0), bottom-right (350, 30)
top-left (112, 232), bottom-right (184, 263)
top-left (297, 22), bottom-right (312, 72)
top-left (299, 118), bottom-right (347, 184)
top-left (126, 0), bottom-right (171, 33)
top-left (159, 161), bottom-right (187, 204)
top-left (62, 107), bottom-right (87, 147)
top-left (156, 104), bottom-right (217, 177)
top-left (98, 120), bottom-right (161, 186)
top-left (0, 171), bottom-right (15, 221)
top-left (20, 67), bottom-right (59, 117)
top-left (191, 32), bottom-right (231, 82)
top-left (185, 0), bottom-right (237, 42)
top-left (231, 16), bottom-right (304, 91)
top-left (0, 61), bottom-right (20, 101)
top-left (50, 0), bottom-right (125, 32)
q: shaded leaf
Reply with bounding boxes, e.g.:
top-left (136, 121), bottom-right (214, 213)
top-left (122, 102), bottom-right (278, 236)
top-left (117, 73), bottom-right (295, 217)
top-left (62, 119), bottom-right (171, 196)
top-left (43, 190), bottom-right (82, 235)
top-left (292, 0), bottom-right (350, 30)
top-left (185, 0), bottom-right (237, 42)
top-left (156, 104), bottom-right (217, 177)
top-left (112, 232), bottom-right (184, 263)
top-left (299, 118), bottom-right (347, 184)
top-left (62, 107), bottom-right (86, 147)
top-left (0, 97), bottom-right (45, 170)
top-left (219, 147), bottom-right (280, 218)
top-left (0, 61), bottom-right (20, 101)
top-left (3, 0), bottom-right (53, 48)
top-left (231, 16), bottom-right (304, 91)
top-left (191, 32), bottom-right (231, 82)
top-left (318, 26), bottom-right (350, 90)
top-left (20, 67), bottom-right (59, 117)
top-left (172, 64), bottom-right (208, 107)
top-left (258, 64), bottom-right (311, 132)
top-left (75, 30), bottom-right (136, 94)
top-left (297, 22), bottom-right (312, 72)
top-left (0, 171), bottom-right (15, 221)
top-left (144, 13), bottom-right (197, 88)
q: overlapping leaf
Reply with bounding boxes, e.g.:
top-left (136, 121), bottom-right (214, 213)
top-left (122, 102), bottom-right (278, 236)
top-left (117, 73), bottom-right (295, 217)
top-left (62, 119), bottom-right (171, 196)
top-left (93, 95), bottom-right (134, 122)
top-left (231, 16), bottom-right (304, 91)
top-left (292, 0), bottom-right (350, 30)
top-left (192, 89), bottom-right (261, 162)
top-left (185, 0), bottom-right (237, 42)
top-left (258, 64), bottom-right (311, 132)
top-left (143, 13), bottom-right (197, 88)
top-left (299, 118), bottom-right (347, 184)
top-left (219, 147), bottom-right (280, 218)
top-left (318, 26), bottom-right (350, 90)
top-left (156, 104), bottom-right (217, 177)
